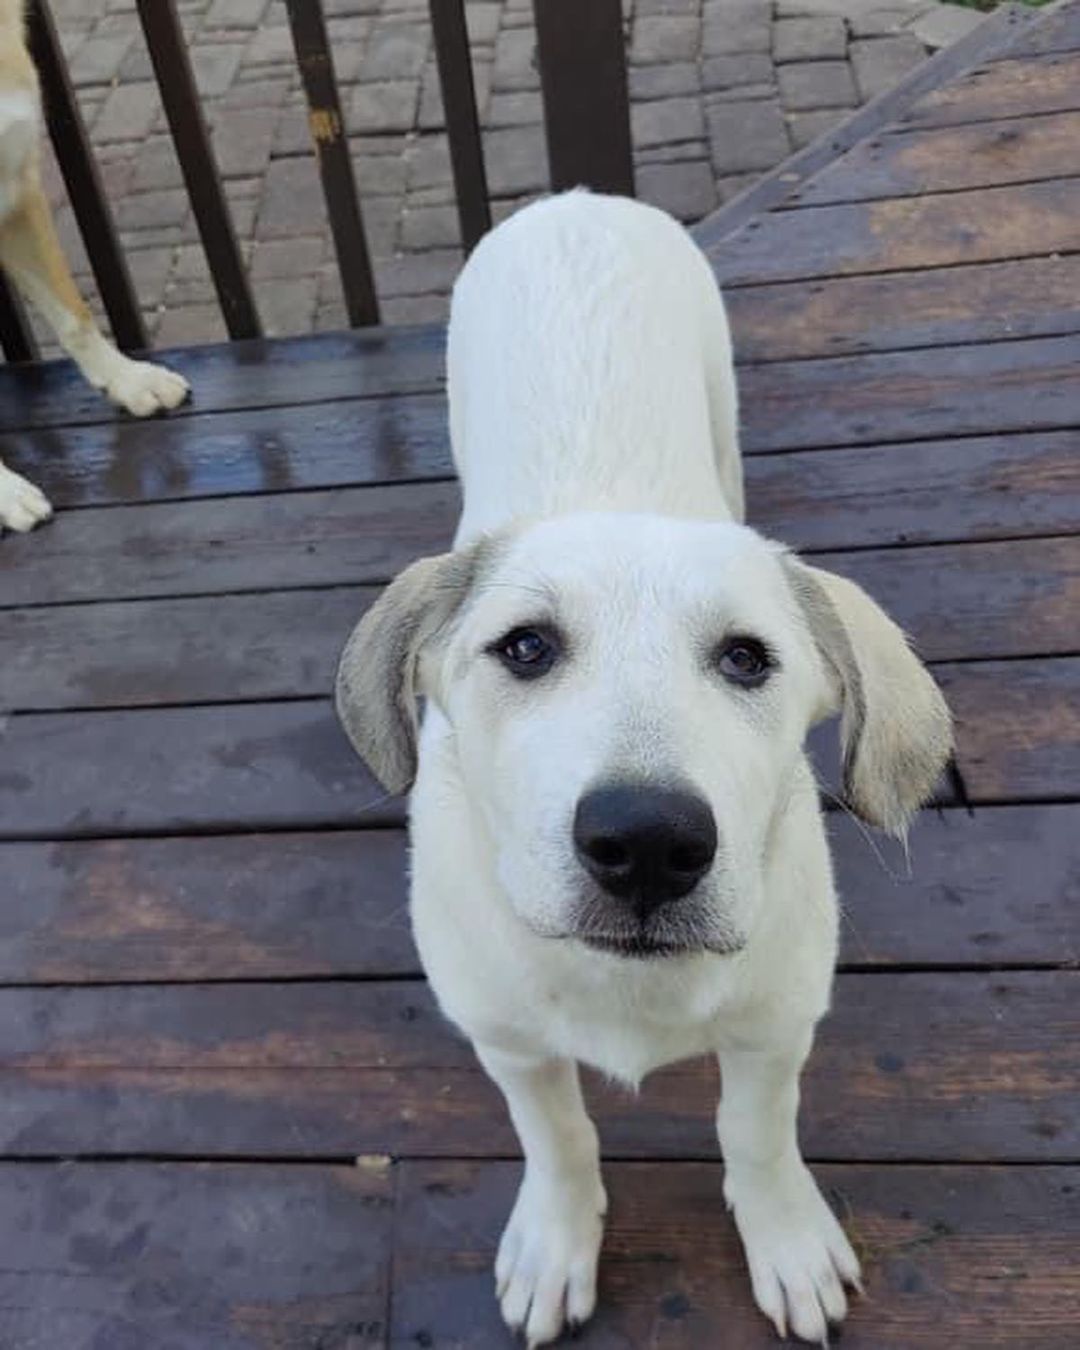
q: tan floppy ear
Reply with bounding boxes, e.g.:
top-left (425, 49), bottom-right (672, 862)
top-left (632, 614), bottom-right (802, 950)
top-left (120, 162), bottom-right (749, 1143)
top-left (335, 542), bottom-right (492, 795)
top-left (783, 558), bottom-right (953, 837)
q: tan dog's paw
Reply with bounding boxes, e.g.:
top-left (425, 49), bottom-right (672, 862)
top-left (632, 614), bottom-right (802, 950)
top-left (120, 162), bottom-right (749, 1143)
top-left (100, 355), bottom-right (191, 417)
top-left (0, 465), bottom-right (52, 533)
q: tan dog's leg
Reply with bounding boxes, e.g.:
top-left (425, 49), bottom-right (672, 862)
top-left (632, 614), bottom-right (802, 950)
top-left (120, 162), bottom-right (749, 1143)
top-left (0, 183), bottom-right (190, 416)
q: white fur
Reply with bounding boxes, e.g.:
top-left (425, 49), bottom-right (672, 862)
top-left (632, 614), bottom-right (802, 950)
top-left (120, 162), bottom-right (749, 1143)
top-left (337, 192), bottom-right (951, 1346)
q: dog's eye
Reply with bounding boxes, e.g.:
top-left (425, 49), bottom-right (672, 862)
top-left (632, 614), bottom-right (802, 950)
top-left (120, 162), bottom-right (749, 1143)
top-left (715, 636), bottom-right (773, 687)
top-left (491, 627), bottom-right (559, 678)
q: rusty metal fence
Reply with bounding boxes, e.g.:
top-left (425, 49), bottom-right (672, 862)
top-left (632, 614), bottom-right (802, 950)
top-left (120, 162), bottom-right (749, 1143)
top-left (0, 0), bottom-right (634, 361)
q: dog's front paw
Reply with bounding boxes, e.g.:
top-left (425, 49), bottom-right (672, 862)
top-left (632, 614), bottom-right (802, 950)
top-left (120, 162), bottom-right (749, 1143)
top-left (0, 465), bottom-right (52, 533)
top-left (496, 1173), bottom-right (606, 1348)
top-left (725, 1160), bottom-right (861, 1345)
top-left (99, 354), bottom-right (191, 417)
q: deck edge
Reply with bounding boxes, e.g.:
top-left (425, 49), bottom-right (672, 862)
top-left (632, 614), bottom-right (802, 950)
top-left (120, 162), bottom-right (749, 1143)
top-left (692, 2), bottom-right (1037, 253)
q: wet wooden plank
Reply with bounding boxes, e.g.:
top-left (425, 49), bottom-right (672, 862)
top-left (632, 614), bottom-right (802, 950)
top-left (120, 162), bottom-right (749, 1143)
top-left (0, 392), bottom-right (452, 512)
top-left (6, 345), bottom-right (1080, 609)
top-left (901, 50), bottom-right (1080, 128)
top-left (4, 536), bottom-right (1075, 713)
top-left (711, 177), bottom-right (1080, 286)
top-left (0, 1161), bottom-right (393, 1350)
top-left (393, 1160), bottom-right (1080, 1349)
top-left (0, 656), bottom-right (1074, 838)
top-left (0, 972), bottom-right (1074, 1159)
top-left (786, 110), bottom-right (1080, 207)
top-left (4, 429), bottom-right (1073, 609)
top-left (728, 256), bottom-right (1080, 361)
top-left (0, 805), bottom-right (1074, 983)
top-left (0, 326), bottom-right (445, 434)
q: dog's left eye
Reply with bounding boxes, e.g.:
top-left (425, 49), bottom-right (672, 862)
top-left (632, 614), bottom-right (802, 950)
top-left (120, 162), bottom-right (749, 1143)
top-left (491, 627), bottom-right (559, 678)
top-left (715, 636), bottom-right (773, 687)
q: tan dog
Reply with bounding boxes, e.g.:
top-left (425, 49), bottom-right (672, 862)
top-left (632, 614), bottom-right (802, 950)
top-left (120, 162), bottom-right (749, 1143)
top-left (0, 0), bottom-right (189, 533)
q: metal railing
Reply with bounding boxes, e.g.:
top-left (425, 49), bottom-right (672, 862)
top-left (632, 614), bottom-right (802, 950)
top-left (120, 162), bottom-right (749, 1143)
top-left (0, 0), bottom-right (634, 361)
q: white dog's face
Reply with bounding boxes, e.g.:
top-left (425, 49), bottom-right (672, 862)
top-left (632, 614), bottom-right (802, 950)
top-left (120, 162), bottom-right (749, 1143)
top-left (428, 515), bottom-right (828, 956)
top-left (337, 512), bottom-right (951, 961)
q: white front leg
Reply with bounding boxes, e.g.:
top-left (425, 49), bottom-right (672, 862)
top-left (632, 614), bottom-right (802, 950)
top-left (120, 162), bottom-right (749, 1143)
top-left (718, 1033), bottom-right (862, 1344)
top-left (476, 1045), bottom-right (606, 1348)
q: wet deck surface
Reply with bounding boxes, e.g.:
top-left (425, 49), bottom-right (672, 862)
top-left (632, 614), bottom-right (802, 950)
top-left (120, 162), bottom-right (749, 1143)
top-left (1, 5), bottom-right (1079, 1346)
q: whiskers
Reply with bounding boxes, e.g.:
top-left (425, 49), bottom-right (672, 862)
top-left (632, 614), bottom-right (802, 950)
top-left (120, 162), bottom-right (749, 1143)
top-left (816, 776), bottom-right (912, 884)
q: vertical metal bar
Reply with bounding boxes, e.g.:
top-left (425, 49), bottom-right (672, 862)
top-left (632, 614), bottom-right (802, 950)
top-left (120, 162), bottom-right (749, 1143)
top-left (429, 0), bottom-right (491, 254)
top-left (135, 0), bottom-right (261, 340)
top-left (285, 0), bottom-right (379, 326)
top-left (0, 274), bottom-right (40, 364)
top-left (533, 0), bottom-right (635, 197)
top-left (26, 0), bottom-right (147, 351)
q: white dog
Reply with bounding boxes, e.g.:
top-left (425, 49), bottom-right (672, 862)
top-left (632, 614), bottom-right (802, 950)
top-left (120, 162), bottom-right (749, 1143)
top-left (336, 192), bottom-right (951, 1347)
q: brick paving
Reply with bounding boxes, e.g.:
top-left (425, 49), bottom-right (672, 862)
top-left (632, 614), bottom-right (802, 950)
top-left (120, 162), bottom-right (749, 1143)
top-left (37, 0), bottom-right (983, 347)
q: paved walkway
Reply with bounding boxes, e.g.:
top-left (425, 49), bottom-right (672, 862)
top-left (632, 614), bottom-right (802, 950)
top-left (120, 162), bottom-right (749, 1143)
top-left (43, 0), bottom-right (984, 346)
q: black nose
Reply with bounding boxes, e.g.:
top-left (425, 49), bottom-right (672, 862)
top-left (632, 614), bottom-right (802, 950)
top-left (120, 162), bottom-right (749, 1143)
top-left (573, 784), bottom-right (717, 914)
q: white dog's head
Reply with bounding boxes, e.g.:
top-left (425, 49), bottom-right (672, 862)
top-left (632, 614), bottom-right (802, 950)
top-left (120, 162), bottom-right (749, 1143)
top-left (337, 514), bottom-right (951, 958)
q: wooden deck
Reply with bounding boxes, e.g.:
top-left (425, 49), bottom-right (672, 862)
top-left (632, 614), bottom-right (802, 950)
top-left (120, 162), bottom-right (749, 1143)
top-left (1, 4), bottom-right (1079, 1346)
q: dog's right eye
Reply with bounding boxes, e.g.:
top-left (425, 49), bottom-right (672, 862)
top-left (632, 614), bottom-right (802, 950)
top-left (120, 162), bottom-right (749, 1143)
top-left (490, 627), bottom-right (560, 679)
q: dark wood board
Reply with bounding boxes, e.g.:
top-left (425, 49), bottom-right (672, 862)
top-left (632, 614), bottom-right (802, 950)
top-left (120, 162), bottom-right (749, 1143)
top-left (785, 110), bottom-right (1080, 207)
top-left (0, 1160), bottom-right (393, 1350)
top-left (711, 177), bottom-right (1080, 287)
top-left (7, 347), bottom-right (1080, 609)
top-left (0, 805), bottom-right (1074, 983)
top-left (737, 335), bottom-right (1080, 453)
top-left (817, 535), bottom-right (1080, 663)
top-left (6, 427), bottom-right (1073, 599)
top-left (0, 699), bottom-right (394, 839)
top-left (0, 971), bottom-right (1074, 1160)
top-left (392, 1160), bottom-right (1080, 1348)
top-left (942, 657), bottom-right (1080, 802)
top-left (728, 255), bottom-right (1080, 361)
top-left (690, 1), bottom-right (1035, 249)
top-left (0, 587), bottom-right (380, 711)
top-left (0, 390), bottom-right (452, 511)
top-left (3, 535), bottom-right (1076, 712)
top-left (0, 831), bottom-right (415, 983)
top-left (900, 50), bottom-right (1080, 128)
top-left (0, 323), bottom-right (445, 433)
top-left (0, 480), bottom-right (460, 608)
top-left (4, 338), bottom-right (1079, 519)
top-left (990, 0), bottom-right (1080, 58)
top-left (1, 656), bottom-right (1075, 838)
top-left (747, 432), bottom-right (1080, 548)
